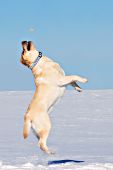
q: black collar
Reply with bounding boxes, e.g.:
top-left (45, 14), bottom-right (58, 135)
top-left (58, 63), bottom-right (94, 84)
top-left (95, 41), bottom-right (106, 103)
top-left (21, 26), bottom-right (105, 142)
top-left (29, 52), bottom-right (42, 70)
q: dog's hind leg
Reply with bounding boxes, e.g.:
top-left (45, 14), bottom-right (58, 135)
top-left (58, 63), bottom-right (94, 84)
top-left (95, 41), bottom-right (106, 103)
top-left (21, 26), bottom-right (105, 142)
top-left (38, 129), bottom-right (52, 154)
top-left (32, 113), bottom-right (53, 154)
top-left (58, 75), bottom-right (88, 87)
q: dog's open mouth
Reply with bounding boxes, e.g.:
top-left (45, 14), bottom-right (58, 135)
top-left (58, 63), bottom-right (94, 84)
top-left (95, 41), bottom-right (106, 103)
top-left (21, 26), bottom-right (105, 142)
top-left (22, 41), bottom-right (35, 51)
top-left (27, 41), bottom-right (32, 51)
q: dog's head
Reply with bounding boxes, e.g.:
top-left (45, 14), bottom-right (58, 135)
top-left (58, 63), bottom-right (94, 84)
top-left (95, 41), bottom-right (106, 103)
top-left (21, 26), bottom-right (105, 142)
top-left (20, 41), bottom-right (39, 68)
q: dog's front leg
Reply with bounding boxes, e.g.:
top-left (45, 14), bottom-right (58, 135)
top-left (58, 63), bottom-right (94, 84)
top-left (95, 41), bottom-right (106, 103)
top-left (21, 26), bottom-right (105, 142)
top-left (58, 75), bottom-right (88, 87)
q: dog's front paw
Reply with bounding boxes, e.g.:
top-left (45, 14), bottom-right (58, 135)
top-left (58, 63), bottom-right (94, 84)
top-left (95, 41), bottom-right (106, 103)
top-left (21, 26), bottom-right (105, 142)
top-left (81, 78), bottom-right (88, 83)
top-left (75, 86), bottom-right (82, 92)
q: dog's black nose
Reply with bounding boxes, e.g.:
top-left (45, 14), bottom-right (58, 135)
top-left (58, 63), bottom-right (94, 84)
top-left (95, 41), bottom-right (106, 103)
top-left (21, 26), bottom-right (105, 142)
top-left (22, 41), bottom-right (28, 45)
top-left (22, 41), bottom-right (28, 51)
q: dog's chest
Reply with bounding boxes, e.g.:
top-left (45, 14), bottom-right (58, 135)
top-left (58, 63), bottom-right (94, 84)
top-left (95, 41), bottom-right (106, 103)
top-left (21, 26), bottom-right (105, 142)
top-left (35, 61), bottom-right (65, 85)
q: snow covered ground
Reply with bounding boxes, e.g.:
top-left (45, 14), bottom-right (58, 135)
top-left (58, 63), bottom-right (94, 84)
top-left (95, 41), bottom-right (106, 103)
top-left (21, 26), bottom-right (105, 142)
top-left (0, 90), bottom-right (113, 170)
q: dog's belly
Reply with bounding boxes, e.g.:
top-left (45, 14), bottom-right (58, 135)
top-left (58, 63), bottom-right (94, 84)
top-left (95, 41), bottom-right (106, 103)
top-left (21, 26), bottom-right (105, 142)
top-left (47, 86), bottom-right (65, 112)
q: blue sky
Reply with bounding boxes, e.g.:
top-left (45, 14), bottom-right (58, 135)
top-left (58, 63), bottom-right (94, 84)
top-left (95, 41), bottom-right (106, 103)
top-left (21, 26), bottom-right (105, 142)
top-left (0, 0), bottom-right (113, 90)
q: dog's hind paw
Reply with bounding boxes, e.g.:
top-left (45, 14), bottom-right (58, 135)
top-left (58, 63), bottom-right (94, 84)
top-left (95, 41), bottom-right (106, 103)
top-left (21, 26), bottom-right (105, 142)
top-left (46, 149), bottom-right (56, 155)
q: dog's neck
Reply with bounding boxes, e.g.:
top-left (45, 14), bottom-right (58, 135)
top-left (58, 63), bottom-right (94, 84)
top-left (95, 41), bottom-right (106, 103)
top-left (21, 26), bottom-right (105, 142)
top-left (29, 52), bottom-right (42, 70)
top-left (31, 56), bottom-right (52, 79)
top-left (31, 56), bottom-right (46, 77)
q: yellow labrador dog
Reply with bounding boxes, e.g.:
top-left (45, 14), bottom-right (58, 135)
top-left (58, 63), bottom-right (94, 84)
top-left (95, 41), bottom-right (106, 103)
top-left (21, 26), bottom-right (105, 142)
top-left (20, 41), bottom-right (88, 154)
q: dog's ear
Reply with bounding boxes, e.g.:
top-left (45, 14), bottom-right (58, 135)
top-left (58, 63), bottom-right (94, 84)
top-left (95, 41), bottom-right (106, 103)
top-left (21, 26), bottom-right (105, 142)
top-left (22, 41), bottom-right (28, 52)
top-left (28, 41), bottom-right (36, 51)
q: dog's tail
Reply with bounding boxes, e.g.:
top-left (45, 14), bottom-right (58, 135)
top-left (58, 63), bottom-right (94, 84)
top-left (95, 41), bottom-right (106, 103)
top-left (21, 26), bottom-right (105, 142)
top-left (23, 114), bottom-right (31, 139)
